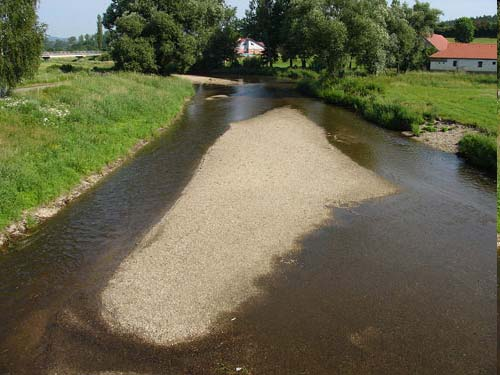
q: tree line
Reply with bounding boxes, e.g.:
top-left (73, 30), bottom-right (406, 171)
top-left (436, 15), bottom-right (497, 39)
top-left (44, 16), bottom-right (108, 51)
top-left (1, 0), bottom-right (496, 94)
top-left (241, 0), bottom-right (442, 74)
top-left (102, 0), bottom-right (444, 75)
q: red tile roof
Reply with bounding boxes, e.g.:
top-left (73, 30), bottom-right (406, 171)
top-left (430, 43), bottom-right (497, 60)
top-left (425, 34), bottom-right (449, 51)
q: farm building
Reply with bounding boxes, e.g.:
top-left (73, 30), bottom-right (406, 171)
top-left (424, 34), bottom-right (449, 51)
top-left (236, 38), bottom-right (265, 57)
top-left (425, 34), bottom-right (497, 73)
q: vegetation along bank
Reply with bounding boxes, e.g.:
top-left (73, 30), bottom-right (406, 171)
top-left (0, 68), bottom-right (194, 246)
top-left (298, 72), bottom-right (497, 174)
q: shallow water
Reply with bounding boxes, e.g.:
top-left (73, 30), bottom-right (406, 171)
top-left (0, 80), bottom-right (496, 374)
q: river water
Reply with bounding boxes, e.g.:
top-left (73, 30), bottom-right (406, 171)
top-left (0, 80), bottom-right (496, 374)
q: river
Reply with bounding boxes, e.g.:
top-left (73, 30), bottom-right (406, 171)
top-left (0, 79), bottom-right (496, 374)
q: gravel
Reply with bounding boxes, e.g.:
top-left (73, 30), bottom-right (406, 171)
top-left (100, 107), bottom-right (397, 346)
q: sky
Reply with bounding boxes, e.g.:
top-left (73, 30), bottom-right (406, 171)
top-left (38, 0), bottom-right (496, 37)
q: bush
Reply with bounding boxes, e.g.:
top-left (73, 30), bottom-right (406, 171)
top-left (111, 36), bottom-right (157, 73)
top-left (60, 64), bottom-right (86, 74)
top-left (458, 134), bottom-right (496, 173)
top-left (299, 77), bottom-right (421, 132)
top-left (97, 52), bottom-right (111, 61)
top-left (60, 64), bottom-right (75, 73)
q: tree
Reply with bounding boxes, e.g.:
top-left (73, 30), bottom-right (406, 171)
top-left (340, 0), bottom-right (390, 75)
top-left (407, 1), bottom-right (442, 36)
top-left (281, 0), bottom-right (318, 68)
top-left (387, 0), bottom-right (417, 72)
top-left (191, 7), bottom-right (239, 72)
top-left (0, 0), bottom-right (45, 94)
top-left (403, 1), bottom-right (442, 70)
top-left (104, 0), bottom-right (235, 74)
top-left (313, 10), bottom-right (347, 74)
top-left (454, 17), bottom-right (475, 43)
top-left (97, 15), bottom-right (104, 50)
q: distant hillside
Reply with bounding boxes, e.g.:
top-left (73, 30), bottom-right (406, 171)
top-left (436, 15), bottom-right (497, 39)
top-left (46, 35), bottom-right (68, 42)
top-left (44, 33), bottom-right (109, 52)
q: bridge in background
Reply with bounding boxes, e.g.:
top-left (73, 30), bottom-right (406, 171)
top-left (41, 51), bottom-right (103, 60)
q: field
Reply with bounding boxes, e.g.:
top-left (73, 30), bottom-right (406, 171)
top-left (372, 72), bottom-right (497, 134)
top-left (20, 57), bottom-right (114, 87)
top-left (0, 70), bottom-right (194, 231)
top-left (446, 38), bottom-right (497, 44)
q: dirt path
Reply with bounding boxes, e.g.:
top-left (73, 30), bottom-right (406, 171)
top-left (14, 82), bottom-right (66, 93)
top-left (100, 107), bottom-right (397, 346)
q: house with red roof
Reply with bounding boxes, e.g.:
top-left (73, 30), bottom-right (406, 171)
top-left (236, 38), bottom-right (265, 57)
top-left (425, 34), bottom-right (497, 73)
top-left (424, 34), bottom-right (449, 52)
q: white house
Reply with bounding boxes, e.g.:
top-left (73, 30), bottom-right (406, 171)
top-left (235, 38), bottom-right (265, 57)
top-left (427, 37), bottom-right (497, 73)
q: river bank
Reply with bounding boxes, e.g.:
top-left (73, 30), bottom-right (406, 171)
top-left (0, 81), bottom-right (495, 374)
top-left (297, 72), bottom-right (497, 174)
top-left (0, 73), bottom-right (194, 249)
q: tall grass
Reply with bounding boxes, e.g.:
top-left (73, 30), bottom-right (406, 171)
top-left (20, 57), bottom-right (115, 87)
top-left (0, 72), bottom-right (194, 231)
top-left (298, 77), bottom-right (422, 134)
top-left (457, 134), bottom-right (497, 173)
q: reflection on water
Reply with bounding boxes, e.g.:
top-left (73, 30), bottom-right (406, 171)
top-left (0, 80), bottom-right (496, 374)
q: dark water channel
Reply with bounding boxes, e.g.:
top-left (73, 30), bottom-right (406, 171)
top-left (0, 80), bottom-right (496, 374)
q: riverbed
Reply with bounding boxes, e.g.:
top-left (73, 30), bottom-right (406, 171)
top-left (0, 79), bottom-right (496, 374)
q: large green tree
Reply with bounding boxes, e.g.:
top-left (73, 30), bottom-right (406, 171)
top-left (280, 0), bottom-right (318, 68)
top-left (403, 1), bottom-right (442, 70)
top-left (454, 17), bottom-right (475, 43)
top-left (386, 0), bottom-right (417, 72)
top-left (104, 0), bottom-right (236, 74)
top-left (242, 0), bottom-right (287, 66)
top-left (340, 0), bottom-right (390, 74)
top-left (0, 0), bottom-right (45, 94)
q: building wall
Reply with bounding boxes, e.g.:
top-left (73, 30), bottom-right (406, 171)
top-left (236, 40), bottom-right (265, 56)
top-left (430, 58), bottom-right (497, 73)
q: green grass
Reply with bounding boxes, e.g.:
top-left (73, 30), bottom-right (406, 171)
top-left (0, 72), bottom-right (194, 231)
top-left (298, 71), bottom-right (497, 174)
top-left (446, 37), bottom-right (497, 44)
top-left (457, 133), bottom-right (496, 172)
top-left (363, 72), bottom-right (497, 134)
top-left (20, 57), bottom-right (114, 87)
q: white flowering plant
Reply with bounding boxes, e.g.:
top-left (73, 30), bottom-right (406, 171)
top-left (0, 96), bottom-right (71, 126)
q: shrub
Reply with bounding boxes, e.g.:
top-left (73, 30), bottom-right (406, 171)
top-left (299, 77), bottom-right (421, 132)
top-left (458, 134), bottom-right (496, 173)
top-left (60, 64), bottom-right (86, 74)
top-left (60, 64), bottom-right (75, 73)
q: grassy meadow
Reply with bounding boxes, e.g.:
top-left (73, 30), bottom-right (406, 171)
top-left (372, 72), bottom-right (497, 134)
top-left (21, 57), bottom-right (114, 87)
top-left (0, 70), bottom-right (194, 231)
top-left (446, 37), bottom-right (497, 44)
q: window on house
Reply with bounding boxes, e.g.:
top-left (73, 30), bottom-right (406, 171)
top-left (493, 61), bottom-right (496, 65)
top-left (478, 61), bottom-right (483, 68)
top-left (453, 61), bottom-right (457, 67)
